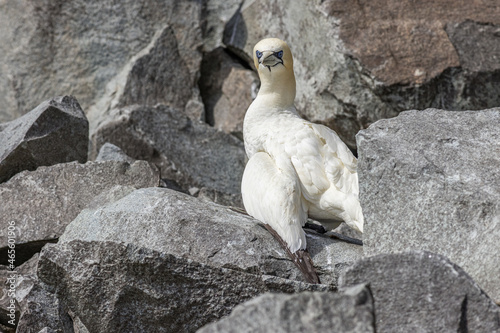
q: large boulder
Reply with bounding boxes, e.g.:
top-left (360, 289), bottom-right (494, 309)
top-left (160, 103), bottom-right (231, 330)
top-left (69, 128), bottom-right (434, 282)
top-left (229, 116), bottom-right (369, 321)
top-left (0, 0), bottom-right (203, 130)
top-left (58, 187), bottom-right (362, 286)
top-left (0, 96), bottom-right (88, 183)
top-left (357, 109), bottom-right (500, 302)
top-left (91, 104), bottom-right (247, 206)
top-left (197, 284), bottom-right (375, 333)
top-left (0, 160), bottom-right (159, 266)
top-left (14, 187), bottom-right (362, 332)
top-left (339, 251), bottom-right (500, 332)
top-left (223, 0), bottom-right (500, 148)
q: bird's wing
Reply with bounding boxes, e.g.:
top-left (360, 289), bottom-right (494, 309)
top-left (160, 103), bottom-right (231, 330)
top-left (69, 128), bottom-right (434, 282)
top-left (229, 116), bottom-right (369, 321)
top-left (284, 121), bottom-right (358, 199)
top-left (241, 152), bottom-right (307, 253)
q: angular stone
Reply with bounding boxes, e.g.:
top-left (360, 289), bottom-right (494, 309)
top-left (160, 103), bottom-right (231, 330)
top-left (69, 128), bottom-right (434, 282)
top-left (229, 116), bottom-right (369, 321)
top-left (199, 47), bottom-right (258, 138)
top-left (0, 0), bottom-right (203, 127)
top-left (0, 160), bottom-right (159, 265)
top-left (19, 238), bottom-right (328, 333)
top-left (357, 109), bottom-right (500, 302)
top-left (197, 284), bottom-right (374, 333)
top-left (95, 142), bottom-right (135, 163)
top-left (91, 105), bottom-right (246, 204)
top-left (0, 96), bottom-right (88, 183)
top-left (0, 254), bottom-right (39, 330)
top-left (339, 251), bottom-right (500, 332)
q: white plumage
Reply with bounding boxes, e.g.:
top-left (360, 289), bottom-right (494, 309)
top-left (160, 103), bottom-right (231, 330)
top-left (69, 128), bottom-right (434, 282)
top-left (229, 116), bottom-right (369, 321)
top-left (241, 38), bottom-right (363, 254)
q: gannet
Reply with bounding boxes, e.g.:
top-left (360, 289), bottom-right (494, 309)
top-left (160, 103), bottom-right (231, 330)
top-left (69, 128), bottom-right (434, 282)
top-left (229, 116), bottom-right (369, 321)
top-left (241, 38), bottom-right (364, 283)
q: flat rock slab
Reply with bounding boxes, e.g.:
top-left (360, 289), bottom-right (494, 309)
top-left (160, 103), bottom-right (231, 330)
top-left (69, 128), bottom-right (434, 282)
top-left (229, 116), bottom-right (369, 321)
top-left (0, 96), bottom-right (88, 183)
top-left (340, 251), bottom-right (500, 332)
top-left (0, 160), bottom-right (159, 265)
top-left (197, 284), bottom-right (374, 333)
top-left (357, 109), bottom-right (500, 302)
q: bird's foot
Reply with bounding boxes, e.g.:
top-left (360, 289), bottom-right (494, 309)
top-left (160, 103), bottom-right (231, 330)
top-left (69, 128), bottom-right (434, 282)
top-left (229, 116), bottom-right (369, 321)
top-left (304, 222), bottom-right (327, 234)
top-left (328, 232), bottom-right (363, 246)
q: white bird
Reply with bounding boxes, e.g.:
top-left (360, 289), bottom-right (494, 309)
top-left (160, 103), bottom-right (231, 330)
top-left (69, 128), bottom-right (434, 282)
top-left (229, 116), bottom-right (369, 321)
top-left (241, 38), bottom-right (364, 283)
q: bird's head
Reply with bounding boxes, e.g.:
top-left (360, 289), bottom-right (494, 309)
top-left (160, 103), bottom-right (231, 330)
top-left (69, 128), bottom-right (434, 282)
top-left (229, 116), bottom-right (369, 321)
top-left (253, 38), bottom-right (293, 74)
top-left (252, 38), bottom-right (296, 107)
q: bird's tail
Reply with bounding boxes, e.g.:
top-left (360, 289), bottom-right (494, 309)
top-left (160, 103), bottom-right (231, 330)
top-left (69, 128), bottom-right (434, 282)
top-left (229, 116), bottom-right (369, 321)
top-left (262, 223), bottom-right (320, 284)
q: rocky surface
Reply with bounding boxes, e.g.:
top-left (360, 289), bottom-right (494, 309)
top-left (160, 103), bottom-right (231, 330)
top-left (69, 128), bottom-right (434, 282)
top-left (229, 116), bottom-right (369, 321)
top-left (0, 0), bottom-right (203, 128)
top-left (91, 104), bottom-right (247, 207)
top-left (199, 47), bottom-right (258, 139)
top-left (0, 160), bottom-right (159, 266)
top-left (0, 96), bottom-right (88, 183)
top-left (197, 284), bottom-right (374, 333)
top-left (95, 142), bottom-right (135, 163)
top-left (0, 254), bottom-right (39, 331)
top-left (340, 251), bottom-right (500, 332)
top-left (357, 109), bottom-right (500, 302)
top-left (223, 0), bottom-right (500, 148)
top-left (1, 1), bottom-right (500, 332)
top-left (13, 187), bottom-right (363, 332)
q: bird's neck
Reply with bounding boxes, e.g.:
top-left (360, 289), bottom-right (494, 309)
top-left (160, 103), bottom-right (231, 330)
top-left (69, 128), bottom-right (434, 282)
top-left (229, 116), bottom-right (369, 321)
top-left (256, 70), bottom-right (296, 109)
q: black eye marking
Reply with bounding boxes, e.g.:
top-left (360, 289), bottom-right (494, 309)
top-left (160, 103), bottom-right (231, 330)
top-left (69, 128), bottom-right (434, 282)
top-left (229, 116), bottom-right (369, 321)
top-left (275, 50), bottom-right (283, 59)
top-left (256, 50), bottom-right (263, 59)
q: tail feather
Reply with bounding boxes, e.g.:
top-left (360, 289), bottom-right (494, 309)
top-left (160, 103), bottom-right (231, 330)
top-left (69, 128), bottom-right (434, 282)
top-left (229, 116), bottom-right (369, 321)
top-left (262, 223), bottom-right (320, 284)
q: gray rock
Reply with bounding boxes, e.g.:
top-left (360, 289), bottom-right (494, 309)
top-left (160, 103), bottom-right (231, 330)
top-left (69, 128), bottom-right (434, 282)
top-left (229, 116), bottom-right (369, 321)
top-left (197, 284), bottom-right (374, 333)
top-left (0, 254), bottom-right (39, 330)
top-left (0, 160), bottom-right (159, 265)
top-left (339, 251), bottom-right (500, 332)
top-left (199, 47), bottom-right (259, 139)
top-left (59, 187), bottom-right (361, 286)
top-left (91, 104), bottom-right (246, 205)
top-left (0, 96), bottom-right (88, 183)
top-left (357, 109), bottom-right (500, 302)
top-left (223, 1), bottom-right (500, 148)
top-left (0, 0), bottom-right (203, 129)
top-left (19, 238), bottom-right (328, 333)
top-left (95, 142), bottom-right (135, 163)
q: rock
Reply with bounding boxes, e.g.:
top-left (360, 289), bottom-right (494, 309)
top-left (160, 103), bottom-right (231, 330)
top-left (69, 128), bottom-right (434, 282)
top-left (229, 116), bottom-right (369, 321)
top-left (357, 109), bottom-right (500, 302)
top-left (197, 284), bottom-right (374, 333)
top-left (59, 187), bottom-right (361, 286)
top-left (339, 251), bottom-right (500, 332)
top-left (201, 0), bottom-right (243, 52)
top-left (0, 96), bottom-right (88, 183)
top-left (95, 142), bottom-right (135, 163)
top-left (0, 160), bottom-right (159, 266)
top-left (0, 254), bottom-right (39, 330)
top-left (223, 0), bottom-right (500, 148)
top-left (20, 208), bottom-right (335, 333)
top-left (199, 47), bottom-right (258, 139)
top-left (91, 104), bottom-right (246, 205)
top-left (0, 0), bottom-right (204, 130)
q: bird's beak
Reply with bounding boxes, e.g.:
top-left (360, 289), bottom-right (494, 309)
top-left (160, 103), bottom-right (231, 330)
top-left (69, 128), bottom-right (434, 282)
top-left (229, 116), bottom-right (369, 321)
top-left (259, 51), bottom-right (283, 67)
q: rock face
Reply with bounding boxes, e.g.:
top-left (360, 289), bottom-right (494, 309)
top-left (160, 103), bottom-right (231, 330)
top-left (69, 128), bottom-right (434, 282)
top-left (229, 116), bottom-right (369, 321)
top-left (0, 96), bottom-right (88, 183)
top-left (0, 160), bottom-right (159, 266)
top-left (357, 109), bottom-right (500, 302)
top-left (15, 188), bottom-right (362, 332)
top-left (223, 0), bottom-right (500, 148)
top-left (197, 284), bottom-right (375, 333)
top-left (0, 0), bottom-right (203, 128)
top-left (91, 104), bottom-right (247, 206)
top-left (0, 254), bottom-right (39, 331)
top-left (199, 47), bottom-right (258, 139)
top-left (339, 251), bottom-right (500, 332)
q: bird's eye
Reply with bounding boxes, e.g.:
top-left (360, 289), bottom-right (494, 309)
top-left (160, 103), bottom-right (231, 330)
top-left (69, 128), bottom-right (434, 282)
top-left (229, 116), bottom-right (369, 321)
top-left (256, 50), bottom-right (263, 59)
top-left (275, 50), bottom-right (283, 59)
